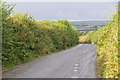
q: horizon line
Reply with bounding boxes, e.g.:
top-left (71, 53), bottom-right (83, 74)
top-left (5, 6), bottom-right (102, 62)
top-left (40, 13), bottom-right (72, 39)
top-left (37, 19), bottom-right (112, 21)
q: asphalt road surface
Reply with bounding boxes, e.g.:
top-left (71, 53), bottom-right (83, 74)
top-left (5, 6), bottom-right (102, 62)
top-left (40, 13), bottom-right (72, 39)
top-left (3, 44), bottom-right (97, 78)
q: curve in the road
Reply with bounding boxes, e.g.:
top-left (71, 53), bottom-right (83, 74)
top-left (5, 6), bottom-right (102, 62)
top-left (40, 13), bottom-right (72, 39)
top-left (3, 44), bottom-right (97, 78)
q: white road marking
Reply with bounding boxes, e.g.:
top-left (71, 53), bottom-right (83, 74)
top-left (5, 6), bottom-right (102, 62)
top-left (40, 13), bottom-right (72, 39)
top-left (73, 67), bottom-right (78, 69)
top-left (74, 64), bottom-right (79, 67)
top-left (79, 44), bottom-right (82, 46)
top-left (73, 70), bottom-right (77, 72)
top-left (71, 76), bottom-right (79, 78)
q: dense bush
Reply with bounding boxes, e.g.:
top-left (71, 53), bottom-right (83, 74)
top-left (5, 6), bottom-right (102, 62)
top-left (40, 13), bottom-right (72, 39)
top-left (2, 2), bottom-right (79, 69)
top-left (85, 11), bottom-right (119, 78)
top-left (78, 31), bottom-right (88, 36)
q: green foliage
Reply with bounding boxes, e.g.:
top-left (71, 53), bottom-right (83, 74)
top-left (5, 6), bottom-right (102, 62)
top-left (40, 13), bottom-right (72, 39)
top-left (85, 11), bottom-right (119, 78)
top-left (79, 31), bottom-right (88, 36)
top-left (2, 2), bottom-right (79, 69)
top-left (1, 1), bottom-right (15, 25)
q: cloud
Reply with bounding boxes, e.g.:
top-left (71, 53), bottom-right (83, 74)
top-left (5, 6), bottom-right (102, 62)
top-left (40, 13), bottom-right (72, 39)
top-left (12, 2), bottom-right (117, 21)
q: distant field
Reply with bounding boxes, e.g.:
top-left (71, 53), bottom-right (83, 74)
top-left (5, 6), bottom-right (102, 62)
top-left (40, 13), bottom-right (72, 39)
top-left (71, 21), bottom-right (109, 27)
top-left (74, 26), bottom-right (98, 30)
top-left (71, 21), bottom-right (109, 36)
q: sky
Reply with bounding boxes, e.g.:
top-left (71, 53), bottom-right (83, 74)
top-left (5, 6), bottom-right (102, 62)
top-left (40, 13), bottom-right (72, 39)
top-left (5, 0), bottom-right (118, 21)
top-left (3, 0), bottom-right (119, 2)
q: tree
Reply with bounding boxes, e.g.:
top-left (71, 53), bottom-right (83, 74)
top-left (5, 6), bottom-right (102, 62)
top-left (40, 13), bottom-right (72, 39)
top-left (58, 20), bottom-right (71, 27)
top-left (0, 1), bottom-right (15, 26)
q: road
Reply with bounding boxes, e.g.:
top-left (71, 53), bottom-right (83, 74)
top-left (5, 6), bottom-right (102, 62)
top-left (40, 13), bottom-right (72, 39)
top-left (3, 44), bottom-right (97, 78)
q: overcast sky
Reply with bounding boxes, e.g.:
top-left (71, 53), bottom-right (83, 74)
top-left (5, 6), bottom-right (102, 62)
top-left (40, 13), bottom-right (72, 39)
top-left (3, 0), bottom-right (119, 2)
top-left (7, 1), bottom-right (118, 21)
